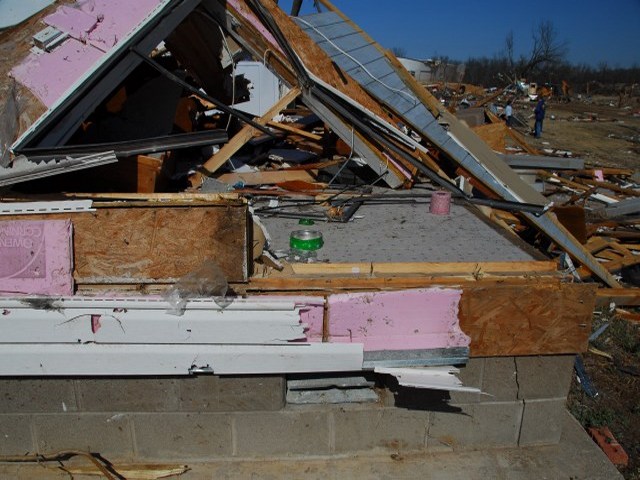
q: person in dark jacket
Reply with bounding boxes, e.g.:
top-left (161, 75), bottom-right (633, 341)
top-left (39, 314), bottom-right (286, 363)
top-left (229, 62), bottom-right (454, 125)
top-left (534, 97), bottom-right (545, 138)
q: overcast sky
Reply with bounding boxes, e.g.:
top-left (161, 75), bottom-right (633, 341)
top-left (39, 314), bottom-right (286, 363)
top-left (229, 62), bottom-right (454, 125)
top-left (284, 0), bottom-right (640, 67)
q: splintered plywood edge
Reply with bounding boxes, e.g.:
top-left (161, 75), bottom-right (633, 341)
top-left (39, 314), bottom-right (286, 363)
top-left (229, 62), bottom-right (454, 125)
top-left (459, 282), bottom-right (597, 356)
top-left (8, 203), bottom-right (249, 284)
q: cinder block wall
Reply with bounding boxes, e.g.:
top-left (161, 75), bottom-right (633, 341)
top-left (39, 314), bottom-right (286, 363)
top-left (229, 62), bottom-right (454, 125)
top-left (0, 355), bottom-right (575, 460)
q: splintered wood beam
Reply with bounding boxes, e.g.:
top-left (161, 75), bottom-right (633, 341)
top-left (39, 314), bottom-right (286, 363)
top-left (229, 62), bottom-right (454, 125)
top-left (285, 260), bottom-right (558, 276)
top-left (217, 169), bottom-right (316, 186)
top-left (266, 121), bottom-right (322, 141)
top-left (191, 87), bottom-right (300, 186)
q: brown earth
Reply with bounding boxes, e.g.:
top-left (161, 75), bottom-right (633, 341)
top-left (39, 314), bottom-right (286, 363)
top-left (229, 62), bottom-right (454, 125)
top-left (526, 95), bottom-right (640, 480)
top-left (513, 95), bottom-right (640, 169)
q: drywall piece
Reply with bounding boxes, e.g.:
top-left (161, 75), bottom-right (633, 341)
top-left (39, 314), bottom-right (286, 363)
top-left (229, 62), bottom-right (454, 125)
top-left (0, 296), bottom-right (306, 344)
top-left (0, 342), bottom-right (364, 375)
top-left (375, 366), bottom-right (482, 393)
top-left (234, 61), bottom-right (287, 116)
top-left (7, 202), bottom-right (250, 283)
top-left (0, 220), bottom-right (73, 296)
top-left (326, 288), bottom-right (469, 351)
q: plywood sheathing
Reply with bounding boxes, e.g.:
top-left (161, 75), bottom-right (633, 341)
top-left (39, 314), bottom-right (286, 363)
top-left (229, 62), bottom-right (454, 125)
top-left (459, 282), bottom-right (597, 356)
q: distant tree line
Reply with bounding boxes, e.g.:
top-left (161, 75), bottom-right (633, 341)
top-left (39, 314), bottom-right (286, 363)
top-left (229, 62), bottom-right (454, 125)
top-left (464, 58), bottom-right (640, 95)
top-left (459, 21), bottom-right (639, 95)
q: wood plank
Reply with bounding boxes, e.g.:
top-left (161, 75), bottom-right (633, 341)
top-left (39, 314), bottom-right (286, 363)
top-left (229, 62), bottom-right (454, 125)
top-left (8, 203), bottom-right (249, 283)
top-left (63, 192), bottom-right (241, 202)
top-left (595, 288), bottom-right (640, 308)
top-left (217, 169), bottom-right (315, 186)
top-left (246, 274), bottom-right (562, 293)
top-left (192, 87), bottom-right (301, 184)
top-left (282, 261), bottom-right (557, 277)
top-left (371, 261), bottom-right (556, 275)
top-left (266, 121), bottom-right (323, 141)
top-left (459, 282), bottom-right (596, 356)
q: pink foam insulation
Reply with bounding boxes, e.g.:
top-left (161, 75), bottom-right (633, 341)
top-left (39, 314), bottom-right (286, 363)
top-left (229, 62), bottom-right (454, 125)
top-left (227, 0), bottom-right (283, 54)
top-left (0, 220), bottom-right (73, 296)
top-left (10, 0), bottom-right (164, 107)
top-left (10, 39), bottom-right (103, 108)
top-left (326, 288), bottom-right (469, 351)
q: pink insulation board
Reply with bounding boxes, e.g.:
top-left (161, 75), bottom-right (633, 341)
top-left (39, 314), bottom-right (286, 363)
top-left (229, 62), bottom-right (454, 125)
top-left (10, 0), bottom-right (164, 107)
top-left (0, 220), bottom-right (73, 296)
top-left (10, 39), bottom-right (103, 108)
top-left (44, 0), bottom-right (163, 51)
top-left (326, 288), bottom-right (469, 351)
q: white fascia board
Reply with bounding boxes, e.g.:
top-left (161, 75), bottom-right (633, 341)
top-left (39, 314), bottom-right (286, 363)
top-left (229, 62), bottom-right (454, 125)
top-left (0, 343), bottom-right (364, 376)
top-left (3, 296), bottom-right (302, 311)
top-left (0, 297), bottom-right (308, 344)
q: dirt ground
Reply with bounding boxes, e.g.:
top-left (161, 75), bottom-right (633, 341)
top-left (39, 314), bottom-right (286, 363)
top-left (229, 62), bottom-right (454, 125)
top-left (513, 95), bottom-right (640, 169)
top-left (518, 94), bottom-right (640, 479)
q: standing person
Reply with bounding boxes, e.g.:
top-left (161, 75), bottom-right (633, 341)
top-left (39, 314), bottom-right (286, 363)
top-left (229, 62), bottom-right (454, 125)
top-left (534, 96), bottom-right (545, 138)
top-left (505, 100), bottom-right (513, 127)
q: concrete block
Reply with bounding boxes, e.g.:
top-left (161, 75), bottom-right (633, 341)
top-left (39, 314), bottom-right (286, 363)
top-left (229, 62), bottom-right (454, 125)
top-left (0, 379), bottom-right (77, 413)
top-left (76, 378), bottom-right (179, 412)
top-left (234, 408), bottom-right (330, 456)
top-left (177, 376), bottom-right (218, 412)
top-left (0, 415), bottom-right (34, 455)
top-left (216, 375), bottom-right (284, 411)
top-left (33, 413), bottom-right (133, 459)
top-left (515, 355), bottom-right (575, 400)
top-left (448, 358), bottom-right (484, 404)
top-left (481, 357), bottom-right (518, 402)
top-left (428, 401), bottom-right (523, 450)
top-left (519, 398), bottom-right (567, 446)
top-left (132, 413), bottom-right (232, 460)
top-left (178, 375), bottom-right (284, 412)
top-left (333, 406), bottom-right (429, 453)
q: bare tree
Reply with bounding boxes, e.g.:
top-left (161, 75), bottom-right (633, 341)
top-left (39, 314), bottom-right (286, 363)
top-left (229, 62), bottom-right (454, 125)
top-left (504, 21), bottom-right (567, 82)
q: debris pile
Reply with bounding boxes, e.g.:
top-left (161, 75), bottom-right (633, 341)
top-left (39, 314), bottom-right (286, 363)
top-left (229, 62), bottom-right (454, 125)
top-left (0, 0), bottom-right (636, 378)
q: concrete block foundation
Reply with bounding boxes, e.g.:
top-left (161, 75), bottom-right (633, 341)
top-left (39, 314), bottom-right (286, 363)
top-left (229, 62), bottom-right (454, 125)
top-left (0, 355), bottom-right (577, 460)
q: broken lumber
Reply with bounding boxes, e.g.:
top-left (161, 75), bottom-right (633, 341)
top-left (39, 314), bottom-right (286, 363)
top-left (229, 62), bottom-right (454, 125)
top-left (192, 87), bottom-right (301, 183)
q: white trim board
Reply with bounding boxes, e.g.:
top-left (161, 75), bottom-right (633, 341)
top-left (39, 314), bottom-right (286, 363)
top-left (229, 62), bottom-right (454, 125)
top-left (0, 297), bottom-right (309, 344)
top-left (0, 343), bottom-right (364, 376)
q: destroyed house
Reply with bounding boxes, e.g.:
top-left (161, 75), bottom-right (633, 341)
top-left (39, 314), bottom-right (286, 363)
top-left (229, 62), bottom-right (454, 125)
top-left (0, 0), bottom-right (628, 465)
